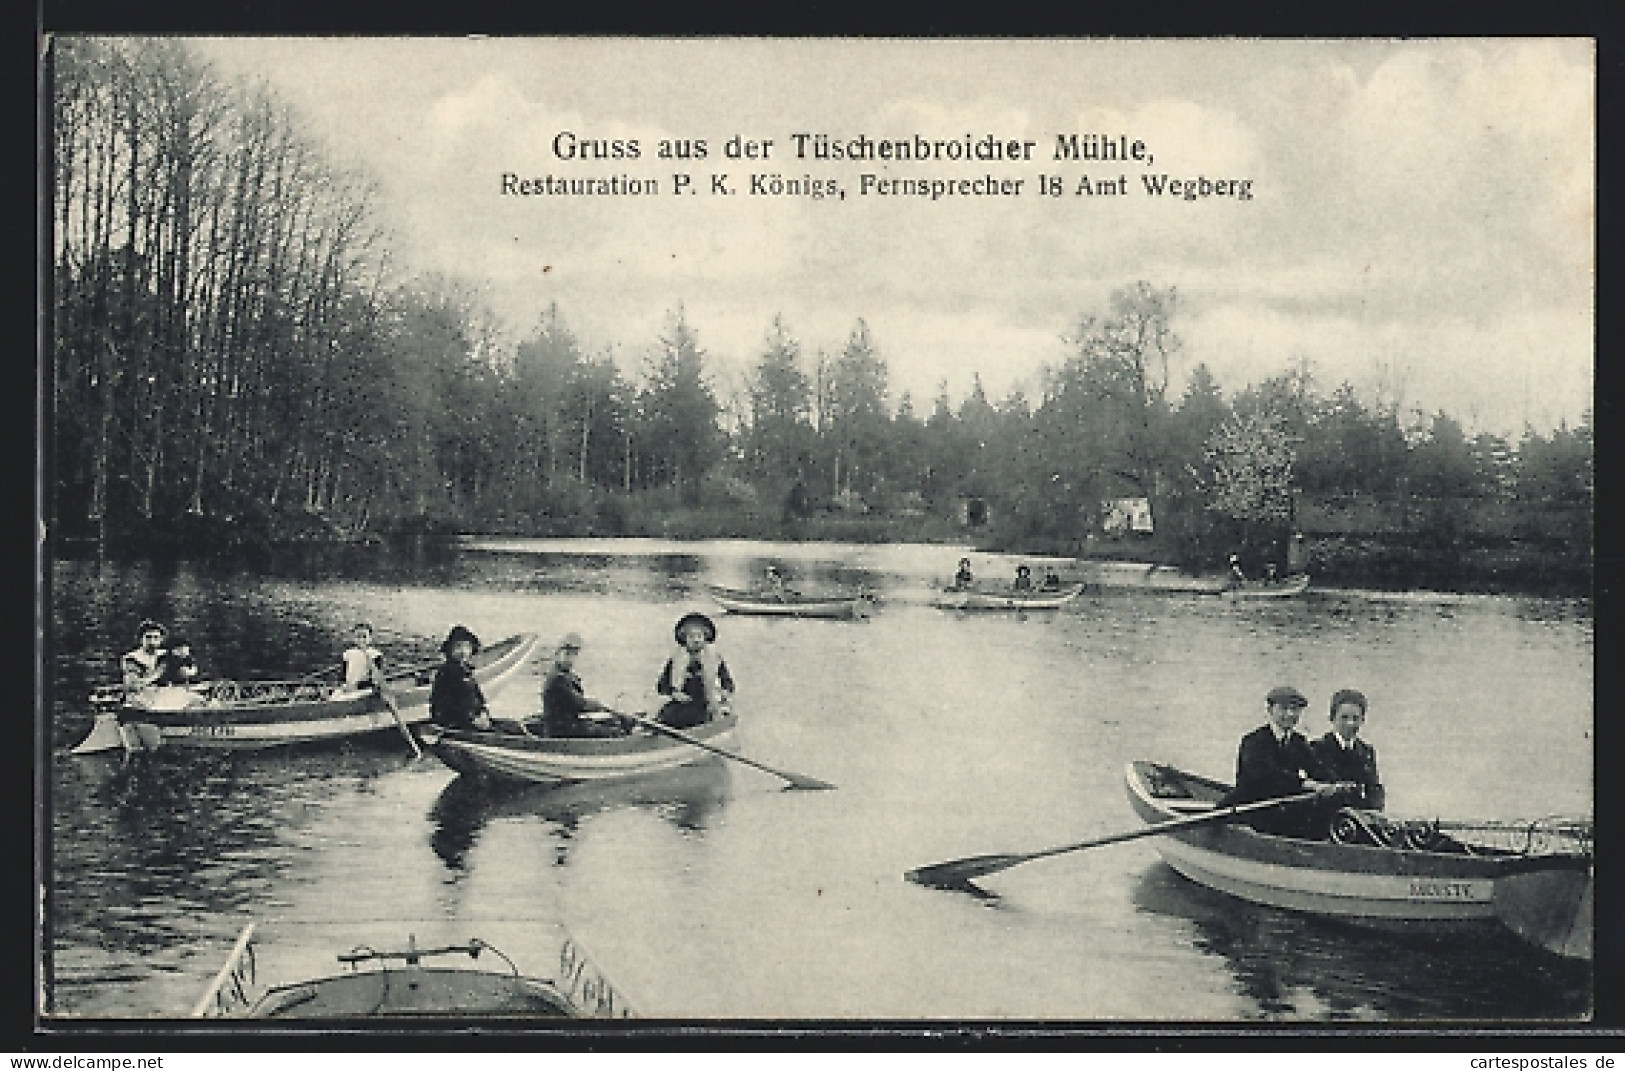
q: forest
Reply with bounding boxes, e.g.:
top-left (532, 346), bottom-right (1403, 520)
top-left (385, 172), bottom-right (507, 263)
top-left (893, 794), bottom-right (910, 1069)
top-left (48, 39), bottom-right (1593, 594)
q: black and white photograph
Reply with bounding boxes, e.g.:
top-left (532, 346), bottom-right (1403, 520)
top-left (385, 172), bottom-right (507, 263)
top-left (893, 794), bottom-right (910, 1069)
top-left (41, 36), bottom-right (1594, 1023)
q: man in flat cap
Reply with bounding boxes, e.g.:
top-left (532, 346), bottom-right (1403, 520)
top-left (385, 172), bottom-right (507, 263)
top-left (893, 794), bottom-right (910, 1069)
top-left (1218, 685), bottom-right (1341, 837)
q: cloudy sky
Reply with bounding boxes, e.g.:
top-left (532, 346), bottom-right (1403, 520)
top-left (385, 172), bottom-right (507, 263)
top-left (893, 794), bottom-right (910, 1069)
top-left (194, 37), bottom-right (1593, 436)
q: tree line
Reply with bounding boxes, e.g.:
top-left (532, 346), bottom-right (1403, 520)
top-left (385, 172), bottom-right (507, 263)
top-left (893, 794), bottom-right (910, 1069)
top-left (51, 39), bottom-right (1592, 584)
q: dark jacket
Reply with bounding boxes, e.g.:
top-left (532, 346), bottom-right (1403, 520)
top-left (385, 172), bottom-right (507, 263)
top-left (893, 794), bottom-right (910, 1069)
top-left (1309, 732), bottom-right (1385, 810)
top-left (153, 652), bottom-right (198, 687)
top-left (1218, 724), bottom-right (1327, 838)
top-left (655, 652), bottom-right (735, 729)
top-left (540, 668), bottom-right (620, 737)
top-left (429, 659), bottom-right (487, 730)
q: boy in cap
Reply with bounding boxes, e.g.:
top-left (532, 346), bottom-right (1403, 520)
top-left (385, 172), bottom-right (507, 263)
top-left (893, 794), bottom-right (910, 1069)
top-left (1218, 685), bottom-right (1341, 837)
top-left (535, 632), bottom-right (625, 738)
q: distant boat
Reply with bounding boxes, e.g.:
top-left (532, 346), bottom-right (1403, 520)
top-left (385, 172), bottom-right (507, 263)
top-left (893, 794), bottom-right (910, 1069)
top-left (424, 712), bottom-right (740, 785)
top-left (70, 634), bottom-right (540, 755)
top-left (932, 583), bottom-right (1085, 611)
top-left (1226, 573), bottom-right (1312, 598)
top-left (1125, 760), bottom-right (1592, 961)
top-left (193, 923), bottom-right (633, 1019)
top-left (707, 584), bottom-right (871, 619)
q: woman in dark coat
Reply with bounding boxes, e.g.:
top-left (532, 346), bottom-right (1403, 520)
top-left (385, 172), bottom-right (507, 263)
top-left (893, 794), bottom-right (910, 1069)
top-left (429, 625), bottom-right (491, 731)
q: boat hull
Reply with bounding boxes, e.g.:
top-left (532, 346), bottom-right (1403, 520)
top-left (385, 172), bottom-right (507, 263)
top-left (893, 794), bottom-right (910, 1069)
top-left (429, 712), bottom-right (739, 785)
top-left (1226, 574), bottom-right (1311, 598)
top-left (1125, 761), bottom-right (1591, 957)
top-left (932, 584), bottom-right (1084, 611)
top-left (77, 634), bottom-right (540, 753)
top-left (707, 586), bottom-right (868, 618)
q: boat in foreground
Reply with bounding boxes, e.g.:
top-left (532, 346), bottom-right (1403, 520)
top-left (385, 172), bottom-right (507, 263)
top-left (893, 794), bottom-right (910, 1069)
top-left (193, 923), bottom-right (631, 1018)
top-left (71, 634), bottom-right (541, 755)
top-left (1125, 760), bottom-right (1592, 961)
top-left (932, 583), bottom-right (1084, 611)
top-left (1226, 573), bottom-right (1312, 598)
top-left (425, 711), bottom-right (740, 785)
top-left (707, 585), bottom-right (870, 619)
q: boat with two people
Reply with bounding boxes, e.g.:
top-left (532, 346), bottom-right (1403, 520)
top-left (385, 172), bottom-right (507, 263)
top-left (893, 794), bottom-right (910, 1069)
top-left (71, 633), bottom-right (541, 756)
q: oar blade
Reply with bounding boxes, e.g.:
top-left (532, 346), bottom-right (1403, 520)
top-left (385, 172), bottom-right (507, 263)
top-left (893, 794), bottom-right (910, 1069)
top-left (781, 774), bottom-right (838, 792)
top-left (905, 852), bottom-right (1031, 890)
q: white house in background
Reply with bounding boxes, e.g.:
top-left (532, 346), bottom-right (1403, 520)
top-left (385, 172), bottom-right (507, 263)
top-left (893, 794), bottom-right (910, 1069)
top-left (1101, 496), bottom-right (1154, 535)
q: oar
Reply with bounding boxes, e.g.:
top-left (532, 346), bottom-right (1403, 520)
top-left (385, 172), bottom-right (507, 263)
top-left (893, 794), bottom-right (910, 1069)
top-left (378, 685), bottom-right (423, 760)
top-left (906, 791), bottom-right (1319, 892)
top-left (609, 708), bottom-right (834, 791)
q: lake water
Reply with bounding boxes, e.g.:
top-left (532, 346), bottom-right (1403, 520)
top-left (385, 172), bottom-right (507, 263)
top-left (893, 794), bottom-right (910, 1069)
top-left (45, 539), bottom-right (1593, 1021)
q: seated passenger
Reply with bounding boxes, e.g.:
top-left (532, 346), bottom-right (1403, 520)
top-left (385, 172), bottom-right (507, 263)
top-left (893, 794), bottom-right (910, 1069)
top-left (341, 622), bottom-right (385, 694)
top-left (1309, 688), bottom-right (1385, 825)
top-left (1228, 554), bottom-right (1247, 582)
top-left (121, 620), bottom-right (168, 695)
top-left (429, 625), bottom-right (492, 732)
top-left (763, 565), bottom-right (799, 598)
top-left (1013, 565), bottom-right (1034, 592)
top-left (533, 632), bottom-right (625, 738)
top-left (952, 558), bottom-right (974, 590)
top-left (1216, 685), bottom-right (1341, 838)
top-left (152, 637), bottom-right (200, 687)
top-left (1039, 569), bottom-right (1063, 592)
top-left (656, 612), bottom-right (734, 730)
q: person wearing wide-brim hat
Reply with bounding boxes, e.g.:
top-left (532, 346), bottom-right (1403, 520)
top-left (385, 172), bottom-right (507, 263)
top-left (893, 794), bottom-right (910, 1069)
top-left (429, 625), bottom-right (490, 731)
top-left (655, 612), bottom-right (733, 730)
top-left (1216, 685), bottom-right (1341, 838)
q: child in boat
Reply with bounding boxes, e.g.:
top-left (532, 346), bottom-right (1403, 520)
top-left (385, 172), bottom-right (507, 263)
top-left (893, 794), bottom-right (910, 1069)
top-left (656, 612), bottom-right (734, 730)
top-left (152, 637), bottom-right (200, 687)
top-left (1040, 569), bottom-right (1063, 592)
top-left (341, 622), bottom-right (386, 694)
top-left (121, 620), bottom-right (168, 694)
top-left (1309, 688), bottom-right (1385, 813)
top-left (429, 625), bottom-right (492, 732)
top-left (1216, 685), bottom-right (1341, 838)
top-left (763, 565), bottom-right (799, 598)
top-left (1013, 565), bottom-right (1034, 592)
top-left (952, 558), bottom-right (974, 590)
top-left (533, 632), bottom-right (625, 738)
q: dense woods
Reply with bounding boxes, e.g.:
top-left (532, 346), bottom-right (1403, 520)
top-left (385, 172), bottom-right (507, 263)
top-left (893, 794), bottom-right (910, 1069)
top-left (49, 40), bottom-right (1592, 593)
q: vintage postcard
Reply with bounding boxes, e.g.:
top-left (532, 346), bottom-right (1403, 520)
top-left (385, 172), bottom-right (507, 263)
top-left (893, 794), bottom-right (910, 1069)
top-left (41, 37), bottom-right (1594, 1028)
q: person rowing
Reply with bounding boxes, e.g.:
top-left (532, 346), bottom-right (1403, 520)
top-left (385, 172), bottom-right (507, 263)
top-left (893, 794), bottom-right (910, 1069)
top-left (1215, 685), bottom-right (1344, 839)
top-left (341, 622), bottom-right (386, 692)
top-left (655, 612), bottom-right (734, 730)
top-left (530, 632), bottom-right (627, 738)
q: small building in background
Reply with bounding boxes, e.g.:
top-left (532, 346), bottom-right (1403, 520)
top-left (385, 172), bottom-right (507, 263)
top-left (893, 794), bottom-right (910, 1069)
top-left (1101, 496), bottom-right (1154, 535)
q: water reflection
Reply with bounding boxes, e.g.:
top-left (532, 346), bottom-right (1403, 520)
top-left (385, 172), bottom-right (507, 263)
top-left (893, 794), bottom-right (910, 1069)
top-left (1130, 863), bottom-right (1590, 1020)
top-left (428, 759), bottom-right (733, 872)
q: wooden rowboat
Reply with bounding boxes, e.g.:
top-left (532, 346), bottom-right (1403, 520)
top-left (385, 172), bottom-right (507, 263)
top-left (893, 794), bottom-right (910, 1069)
top-left (1226, 573), bottom-right (1311, 598)
top-left (1125, 761), bottom-right (1592, 961)
top-left (932, 583), bottom-right (1084, 611)
top-left (70, 634), bottom-right (541, 755)
top-left (193, 922), bottom-right (631, 1019)
top-left (425, 711), bottom-right (740, 785)
top-left (707, 585), bottom-right (870, 619)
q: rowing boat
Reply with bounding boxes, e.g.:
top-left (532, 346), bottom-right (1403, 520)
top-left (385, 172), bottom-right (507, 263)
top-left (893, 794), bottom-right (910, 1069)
top-left (424, 711), bottom-right (740, 785)
top-left (1226, 573), bottom-right (1311, 598)
top-left (931, 583), bottom-right (1084, 611)
top-left (1125, 760), bottom-right (1592, 961)
top-left (70, 634), bottom-right (541, 755)
top-left (192, 922), bottom-right (632, 1018)
top-left (707, 585), bottom-right (870, 619)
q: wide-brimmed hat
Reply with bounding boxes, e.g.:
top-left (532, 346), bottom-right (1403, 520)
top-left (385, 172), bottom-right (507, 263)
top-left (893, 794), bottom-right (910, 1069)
top-left (673, 612), bottom-right (717, 644)
top-left (555, 631), bottom-right (584, 652)
top-left (440, 624), bottom-right (482, 655)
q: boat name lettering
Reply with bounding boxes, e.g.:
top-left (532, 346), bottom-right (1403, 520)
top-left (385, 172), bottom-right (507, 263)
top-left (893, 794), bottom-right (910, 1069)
top-left (559, 938), bottom-right (632, 1018)
top-left (188, 723), bottom-right (237, 737)
top-left (1408, 880), bottom-right (1477, 899)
